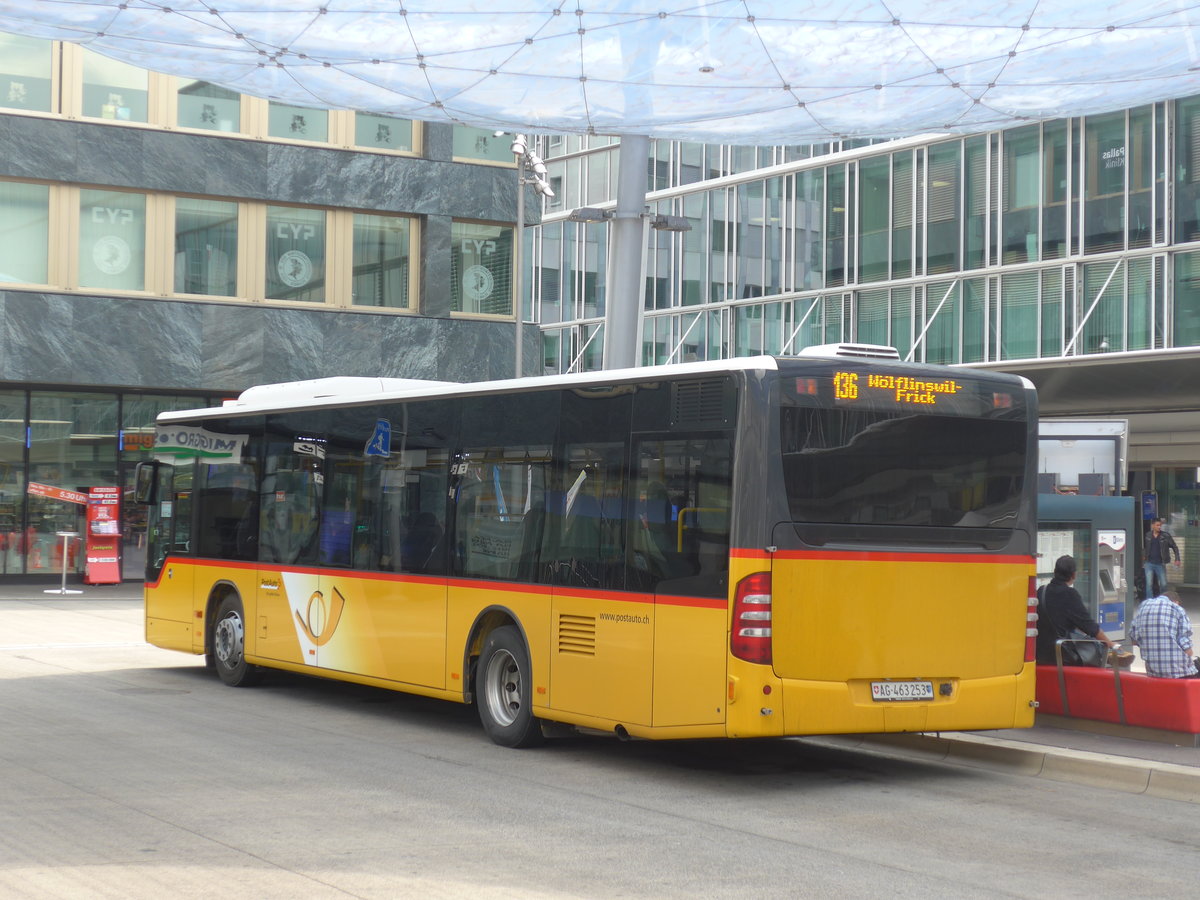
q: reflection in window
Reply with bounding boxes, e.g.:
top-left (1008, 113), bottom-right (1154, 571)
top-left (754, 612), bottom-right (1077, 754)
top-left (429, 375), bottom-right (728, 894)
top-left (28, 392), bottom-right (118, 573)
top-left (0, 33), bottom-right (52, 113)
top-left (450, 221), bottom-right (514, 314)
top-left (355, 113), bottom-right (413, 151)
top-left (82, 49), bottom-right (147, 122)
top-left (79, 189), bottom-right (146, 291)
top-left (177, 79), bottom-right (239, 132)
top-left (0, 390), bottom-right (26, 574)
top-left (352, 213), bottom-right (411, 308)
top-left (266, 206), bottom-right (325, 302)
top-left (0, 181), bottom-right (49, 284)
top-left (175, 198), bottom-right (238, 297)
top-left (1085, 112), bottom-right (1127, 254)
top-left (268, 102), bottom-right (327, 142)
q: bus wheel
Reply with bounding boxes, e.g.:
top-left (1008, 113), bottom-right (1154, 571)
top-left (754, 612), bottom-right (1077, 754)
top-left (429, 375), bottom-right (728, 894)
top-left (213, 595), bottom-right (262, 687)
top-left (476, 626), bottom-right (543, 748)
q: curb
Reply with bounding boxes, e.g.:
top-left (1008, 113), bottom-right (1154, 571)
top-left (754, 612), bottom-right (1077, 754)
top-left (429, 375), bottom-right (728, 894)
top-left (813, 732), bottom-right (1200, 804)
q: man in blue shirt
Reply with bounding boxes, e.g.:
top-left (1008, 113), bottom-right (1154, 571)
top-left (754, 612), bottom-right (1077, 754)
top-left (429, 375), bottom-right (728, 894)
top-left (1129, 588), bottom-right (1199, 678)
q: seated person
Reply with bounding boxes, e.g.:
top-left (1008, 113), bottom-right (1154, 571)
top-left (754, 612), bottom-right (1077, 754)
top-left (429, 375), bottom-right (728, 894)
top-left (1035, 554), bottom-right (1115, 665)
top-left (1129, 587), bottom-right (1200, 678)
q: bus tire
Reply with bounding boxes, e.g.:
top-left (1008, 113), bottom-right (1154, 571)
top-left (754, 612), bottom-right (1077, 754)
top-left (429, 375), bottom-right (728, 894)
top-left (212, 595), bottom-right (262, 687)
top-left (476, 625), bottom-right (543, 748)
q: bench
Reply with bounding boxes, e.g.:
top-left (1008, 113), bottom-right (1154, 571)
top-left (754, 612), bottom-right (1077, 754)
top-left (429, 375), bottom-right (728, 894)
top-left (1035, 660), bottom-right (1200, 736)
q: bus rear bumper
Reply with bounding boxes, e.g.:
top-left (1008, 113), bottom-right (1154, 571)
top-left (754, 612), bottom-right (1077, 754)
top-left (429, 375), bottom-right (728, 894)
top-left (729, 664), bottom-right (1037, 737)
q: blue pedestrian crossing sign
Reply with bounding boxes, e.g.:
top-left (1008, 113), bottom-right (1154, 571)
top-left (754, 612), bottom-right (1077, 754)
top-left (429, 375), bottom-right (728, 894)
top-left (364, 419), bottom-right (392, 458)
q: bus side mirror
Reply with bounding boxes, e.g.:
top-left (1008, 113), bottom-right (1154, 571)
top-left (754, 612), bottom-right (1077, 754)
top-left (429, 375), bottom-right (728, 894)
top-left (133, 461), bottom-right (158, 505)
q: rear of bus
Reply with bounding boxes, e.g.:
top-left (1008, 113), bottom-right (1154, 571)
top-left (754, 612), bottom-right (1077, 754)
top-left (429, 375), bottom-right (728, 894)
top-left (726, 355), bottom-right (1038, 737)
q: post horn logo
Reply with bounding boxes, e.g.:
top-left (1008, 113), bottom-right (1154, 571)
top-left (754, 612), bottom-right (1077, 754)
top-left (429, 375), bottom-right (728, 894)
top-left (295, 586), bottom-right (347, 646)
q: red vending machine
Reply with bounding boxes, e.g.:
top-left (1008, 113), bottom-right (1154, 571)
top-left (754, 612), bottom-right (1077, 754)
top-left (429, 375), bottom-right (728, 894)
top-left (84, 486), bottom-right (122, 584)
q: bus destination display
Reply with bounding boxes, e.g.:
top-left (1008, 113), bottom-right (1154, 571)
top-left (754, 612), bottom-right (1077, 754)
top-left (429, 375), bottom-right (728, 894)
top-left (833, 370), bottom-right (962, 407)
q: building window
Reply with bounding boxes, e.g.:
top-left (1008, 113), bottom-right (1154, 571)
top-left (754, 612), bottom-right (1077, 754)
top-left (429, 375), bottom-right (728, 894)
top-left (1173, 250), bottom-right (1200, 346)
top-left (79, 189), bottom-right (146, 291)
top-left (27, 391), bottom-right (118, 574)
top-left (268, 101), bottom-right (327, 142)
top-left (354, 113), bottom-right (413, 152)
top-left (451, 221), bottom-right (513, 315)
top-left (352, 213), bottom-right (413, 309)
top-left (177, 79), bottom-right (240, 132)
top-left (0, 181), bottom-right (49, 285)
top-left (0, 33), bottom-right (53, 113)
top-left (266, 206), bottom-right (325, 302)
top-left (1085, 112), bottom-right (1128, 254)
top-left (175, 198), bottom-right (238, 297)
top-left (82, 48), bottom-right (148, 122)
top-left (453, 126), bottom-right (515, 164)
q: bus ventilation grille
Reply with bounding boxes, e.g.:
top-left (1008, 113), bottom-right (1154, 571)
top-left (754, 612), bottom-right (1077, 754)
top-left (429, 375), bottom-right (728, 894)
top-left (671, 378), bottom-right (729, 427)
top-left (557, 613), bottom-right (597, 656)
top-left (797, 342), bottom-right (901, 360)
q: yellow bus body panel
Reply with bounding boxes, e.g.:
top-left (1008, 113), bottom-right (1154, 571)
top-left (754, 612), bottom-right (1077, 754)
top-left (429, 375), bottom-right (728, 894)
top-left (147, 550), bottom-right (1034, 740)
top-left (144, 560), bottom-right (195, 653)
top-left (723, 551), bottom-right (1036, 736)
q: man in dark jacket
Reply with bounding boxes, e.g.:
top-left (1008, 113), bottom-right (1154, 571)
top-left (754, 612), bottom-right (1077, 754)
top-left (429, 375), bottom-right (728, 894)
top-left (1036, 554), bottom-right (1115, 666)
top-left (1143, 517), bottom-right (1182, 599)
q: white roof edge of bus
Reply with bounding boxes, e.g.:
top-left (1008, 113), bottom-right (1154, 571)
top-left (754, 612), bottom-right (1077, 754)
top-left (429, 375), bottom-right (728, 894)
top-left (156, 356), bottom-right (783, 422)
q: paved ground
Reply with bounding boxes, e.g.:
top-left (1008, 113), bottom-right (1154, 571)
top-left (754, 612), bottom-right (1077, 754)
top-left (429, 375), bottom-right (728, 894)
top-left (6, 578), bottom-right (1200, 801)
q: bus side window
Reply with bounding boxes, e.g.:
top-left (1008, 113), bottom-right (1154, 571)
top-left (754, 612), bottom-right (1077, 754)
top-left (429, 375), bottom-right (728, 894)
top-left (258, 420), bottom-right (323, 566)
top-left (455, 447), bottom-right (549, 580)
top-left (633, 438), bottom-right (731, 597)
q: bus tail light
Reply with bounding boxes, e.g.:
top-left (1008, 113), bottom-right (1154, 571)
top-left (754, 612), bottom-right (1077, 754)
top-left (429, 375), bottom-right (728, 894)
top-left (1025, 576), bottom-right (1039, 662)
top-left (732, 572), bottom-right (772, 665)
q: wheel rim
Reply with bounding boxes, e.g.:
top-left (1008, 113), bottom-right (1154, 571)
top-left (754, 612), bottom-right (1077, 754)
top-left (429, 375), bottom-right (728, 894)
top-left (482, 647), bottom-right (521, 728)
top-left (214, 610), bottom-right (244, 669)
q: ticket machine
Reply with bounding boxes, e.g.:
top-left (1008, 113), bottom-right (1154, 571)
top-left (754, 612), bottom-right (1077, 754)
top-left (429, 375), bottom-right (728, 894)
top-left (1037, 494), bottom-right (1136, 640)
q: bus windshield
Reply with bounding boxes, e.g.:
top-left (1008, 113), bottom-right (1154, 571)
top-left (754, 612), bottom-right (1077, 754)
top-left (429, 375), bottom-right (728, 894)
top-left (779, 366), bottom-right (1028, 533)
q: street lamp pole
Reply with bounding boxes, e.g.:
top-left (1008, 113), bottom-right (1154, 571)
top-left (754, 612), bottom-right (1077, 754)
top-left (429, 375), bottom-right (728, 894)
top-left (509, 134), bottom-right (554, 379)
top-left (514, 168), bottom-right (525, 379)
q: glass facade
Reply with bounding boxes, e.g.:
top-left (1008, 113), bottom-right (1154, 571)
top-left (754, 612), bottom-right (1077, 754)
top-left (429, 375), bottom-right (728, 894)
top-left (454, 126), bottom-right (515, 164)
top-left (0, 388), bottom-right (211, 578)
top-left (82, 48), bottom-right (148, 122)
top-left (268, 102), bottom-right (328, 142)
top-left (79, 189), bottom-right (146, 291)
top-left (451, 221), bottom-right (514, 315)
top-left (533, 102), bottom-right (1195, 372)
top-left (266, 206), bottom-right (326, 302)
top-left (0, 33), bottom-right (52, 113)
top-left (355, 113), bottom-right (413, 152)
top-left (175, 198), bottom-right (238, 297)
top-left (352, 213), bottom-right (413, 309)
top-left (177, 79), bottom-right (240, 132)
top-left (0, 181), bottom-right (49, 284)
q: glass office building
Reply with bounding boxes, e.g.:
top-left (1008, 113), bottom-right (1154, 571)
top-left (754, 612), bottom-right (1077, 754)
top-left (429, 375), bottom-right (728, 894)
top-left (531, 106), bottom-right (1200, 584)
top-left (0, 32), bottom-right (537, 580)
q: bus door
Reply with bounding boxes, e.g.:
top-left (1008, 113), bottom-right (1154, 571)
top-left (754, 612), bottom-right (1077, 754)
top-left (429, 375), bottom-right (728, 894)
top-left (633, 437), bottom-right (731, 728)
top-left (547, 441), bottom-right (655, 726)
top-left (348, 428), bottom-right (449, 689)
top-left (255, 424), bottom-right (324, 668)
top-left (143, 459), bottom-right (195, 652)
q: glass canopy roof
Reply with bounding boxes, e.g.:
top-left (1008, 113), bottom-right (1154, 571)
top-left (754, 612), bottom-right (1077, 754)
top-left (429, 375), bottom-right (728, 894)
top-left (5, 1), bottom-right (1200, 142)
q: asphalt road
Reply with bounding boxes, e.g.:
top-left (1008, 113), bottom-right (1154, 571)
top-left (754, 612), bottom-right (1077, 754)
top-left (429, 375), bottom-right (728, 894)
top-left (1, 599), bottom-right (1196, 899)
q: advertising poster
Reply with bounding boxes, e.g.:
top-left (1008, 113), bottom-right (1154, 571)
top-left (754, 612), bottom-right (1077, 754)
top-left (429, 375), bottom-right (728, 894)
top-left (84, 486), bottom-right (122, 584)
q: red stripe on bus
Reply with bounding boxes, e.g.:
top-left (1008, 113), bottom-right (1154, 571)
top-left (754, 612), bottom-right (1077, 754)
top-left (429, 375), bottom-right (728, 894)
top-left (146, 557), bottom-right (726, 608)
top-left (732, 548), bottom-right (1032, 565)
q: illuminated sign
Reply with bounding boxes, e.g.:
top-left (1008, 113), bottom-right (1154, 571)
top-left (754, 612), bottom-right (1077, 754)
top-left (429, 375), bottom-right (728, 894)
top-left (833, 371), bottom-right (963, 407)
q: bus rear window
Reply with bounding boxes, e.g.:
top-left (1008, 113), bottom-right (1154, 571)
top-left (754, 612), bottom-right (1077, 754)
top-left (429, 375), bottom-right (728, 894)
top-left (779, 406), bottom-right (1026, 530)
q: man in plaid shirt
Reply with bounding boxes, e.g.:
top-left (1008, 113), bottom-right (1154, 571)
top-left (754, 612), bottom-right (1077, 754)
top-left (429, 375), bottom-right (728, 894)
top-left (1129, 588), bottom-right (1200, 678)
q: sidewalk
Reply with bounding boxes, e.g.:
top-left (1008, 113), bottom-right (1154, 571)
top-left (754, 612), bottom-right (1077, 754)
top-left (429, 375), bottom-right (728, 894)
top-left (3, 579), bottom-right (1199, 800)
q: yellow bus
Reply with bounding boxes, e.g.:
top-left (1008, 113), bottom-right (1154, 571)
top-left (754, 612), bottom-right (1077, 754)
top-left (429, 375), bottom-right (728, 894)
top-left (136, 347), bottom-right (1039, 747)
